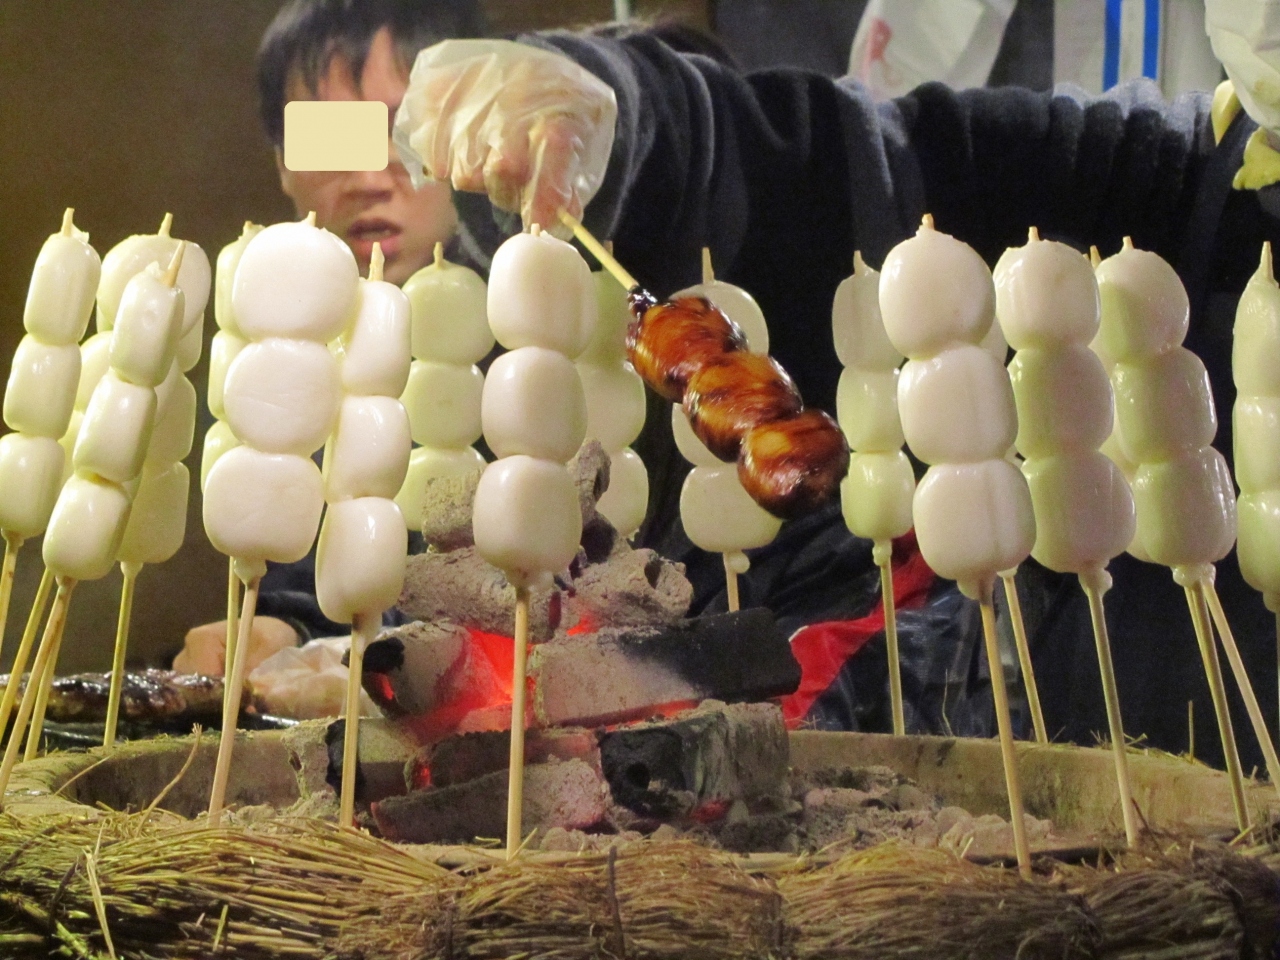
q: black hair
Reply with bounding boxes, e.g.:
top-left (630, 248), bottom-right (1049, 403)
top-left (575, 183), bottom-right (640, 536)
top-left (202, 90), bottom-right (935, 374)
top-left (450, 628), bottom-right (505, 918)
top-left (257, 0), bottom-right (488, 145)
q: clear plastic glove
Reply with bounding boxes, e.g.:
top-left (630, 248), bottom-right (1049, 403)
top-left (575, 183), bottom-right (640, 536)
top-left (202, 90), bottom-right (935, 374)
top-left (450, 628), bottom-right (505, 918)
top-left (393, 39), bottom-right (617, 236)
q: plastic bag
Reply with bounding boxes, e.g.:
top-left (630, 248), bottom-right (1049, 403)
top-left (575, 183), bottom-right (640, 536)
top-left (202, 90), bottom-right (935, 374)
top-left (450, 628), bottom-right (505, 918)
top-left (849, 0), bottom-right (1015, 100)
top-left (393, 38), bottom-right (618, 235)
top-left (1207, 0), bottom-right (1280, 134)
top-left (249, 635), bottom-right (380, 720)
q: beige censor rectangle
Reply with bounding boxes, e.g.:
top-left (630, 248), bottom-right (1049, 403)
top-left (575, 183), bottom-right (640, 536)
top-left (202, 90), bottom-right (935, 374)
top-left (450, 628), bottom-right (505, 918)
top-left (283, 101), bottom-right (388, 172)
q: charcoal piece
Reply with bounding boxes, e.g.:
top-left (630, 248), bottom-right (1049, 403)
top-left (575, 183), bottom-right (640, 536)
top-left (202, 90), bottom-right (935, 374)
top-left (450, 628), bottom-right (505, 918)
top-left (567, 546), bottom-right (692, 628)
top-left (533, 609), bottom-right (800, 727)
top-left (420, 726), bottom-right (600, 788)
top-left (569, 439), bottom-right (611, 527)
top-left (372, 758), bottom-right (608, 843)
top-left (358, 621), bottom-right (471, 718)
top-left (418, 467), bottom-right (483, 550)
top-left (398, 547), bottom-right (566, 640)
top-left (324, 718), bottom-right (418, 803)
top-left (598, 701), bottom-right (788, 817)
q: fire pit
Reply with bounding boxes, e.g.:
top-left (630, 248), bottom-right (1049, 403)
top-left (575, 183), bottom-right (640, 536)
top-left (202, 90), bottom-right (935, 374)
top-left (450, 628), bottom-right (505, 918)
top-left (5, 445), bottom-right (1280, 958)
top-left (3, 725), bottom-right (1279, 960)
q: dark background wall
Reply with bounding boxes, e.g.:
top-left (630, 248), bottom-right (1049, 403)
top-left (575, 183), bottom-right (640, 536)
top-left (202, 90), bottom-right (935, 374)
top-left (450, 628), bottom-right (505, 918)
top-left (0, 0), bottom-right (709, 673)
top-left (0, 1), bottom-right (295, 672)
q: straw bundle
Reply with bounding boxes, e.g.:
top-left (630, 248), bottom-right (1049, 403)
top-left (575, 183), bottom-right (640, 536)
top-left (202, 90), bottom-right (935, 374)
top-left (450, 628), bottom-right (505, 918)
top-left (1083, 870), bottom-right (1243, 960)
top-left (3, 814), bottom-right (1280, 960)
top-left (0, 812), bottom-right (452, 959)
top-left (339, 841), bottom-right (788, 960)
top-left (778, 845), bottom-right (1099, 960)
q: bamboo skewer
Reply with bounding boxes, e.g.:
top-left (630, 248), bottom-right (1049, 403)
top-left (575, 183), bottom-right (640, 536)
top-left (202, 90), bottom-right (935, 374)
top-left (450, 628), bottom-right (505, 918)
top-left (699, 246), bottom-right (752, 610)
top-left (1201, 580), bottom-right (1280, 805)
top-left (0, 533), bottom-right (24, 670)
top-left (979, 588), bottom-right (1031, 877)
top-left (1081, 576), bottom-right (1140, 845)
top-left (208, 575), bottom-right (261, 826)
top-left (102, 562), bottom-right (141, 750)
top-left (1184, 582), bottom-right (1250, 832)
top-left (559, 211), bottom-right (637, 290)
top-left (339, 613), bottom-right (373, 829)
top-left (723, 554), bottom-right (741, 613)
top-left (877, 544), bottom-right (904, 736)
top-left (0, 568), bottom-right (53, 741)
top-left (221, 560), bottom-right (241, 721)
top-left (1000, 570), bottom-right (1046, 743)
top-left (23, 580), bottom-right (76, 762)
top-left (507, 587), bottom-right (531, 859)
top-left (0, 577), bottom-right (75, 807)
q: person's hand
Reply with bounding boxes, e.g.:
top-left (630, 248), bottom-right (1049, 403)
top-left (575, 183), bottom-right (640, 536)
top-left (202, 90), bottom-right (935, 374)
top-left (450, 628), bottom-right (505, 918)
top-left (393, 39), bottom-right (617, 235)
top-left (174, 616), bottom-right (299, 677)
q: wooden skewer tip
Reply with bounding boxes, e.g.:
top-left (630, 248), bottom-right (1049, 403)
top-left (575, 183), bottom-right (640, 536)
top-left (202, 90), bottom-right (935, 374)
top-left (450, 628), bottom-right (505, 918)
top-left (1089, 245), bottom-right (1102, 268)
top-left (920, 213), bottom-right (935, 231)
top-left (369, 243), bottom-right (385, 282)
top-left (433, 240), bottom-right (444, 266)
top-left (60, 208), bottom-right (76, 236)
top-left (162, 241), bottom-right (186, 287)
top-left (701, 246), bottom-right (714, 284)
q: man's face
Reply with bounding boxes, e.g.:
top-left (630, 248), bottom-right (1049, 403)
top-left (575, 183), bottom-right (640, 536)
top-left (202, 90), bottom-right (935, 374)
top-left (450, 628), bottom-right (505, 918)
top-left (277, 27), bottom-right (456, 285)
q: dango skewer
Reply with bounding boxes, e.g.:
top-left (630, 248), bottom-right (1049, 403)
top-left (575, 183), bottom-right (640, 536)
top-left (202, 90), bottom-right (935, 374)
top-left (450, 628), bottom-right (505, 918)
top-left (0, 208), bottom-right (99, 743)
top-left (1095, 237), bottom-right (1260, 830)
top-left (29, 241), bottom-right (190, 762)
top-left (674, 248), bottom-right (779, 612)
top-left (977, 299), bottom-right (1047, 745)
top-left (0, 242), bottom-right (186, 799)
top-left (205, 212), bottom-right (353, 823)
top-left (833, 251), bottom-right (912, 734)
top-left (881, 215), bottom-right (1035, 874)
top-left (998, 226), bottom-right (1140, 842)
top-left (101, 232), bottom-right (207, 750)
top-left (478, 225), bottom-right (596, 856)
top-left (316, 244), bottom-right (411, 827)
top-left (207, 222), bottom-right (262, 722)
top-left (1231, 243), bottom-right (1280, 781)
top-left (559, 211), bottom-right (850, 521)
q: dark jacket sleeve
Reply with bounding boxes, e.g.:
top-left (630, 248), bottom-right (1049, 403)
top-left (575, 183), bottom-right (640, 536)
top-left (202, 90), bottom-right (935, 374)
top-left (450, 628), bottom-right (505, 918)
top-left (453, 35), bottom-right (1280, 766)
top-left (508, 35), bottom-right (1248, 549)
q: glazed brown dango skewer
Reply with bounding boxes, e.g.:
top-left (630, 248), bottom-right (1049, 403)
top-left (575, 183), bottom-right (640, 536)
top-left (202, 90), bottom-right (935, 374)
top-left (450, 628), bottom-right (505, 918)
top-left (560, 212), bottom-right (849, 520)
